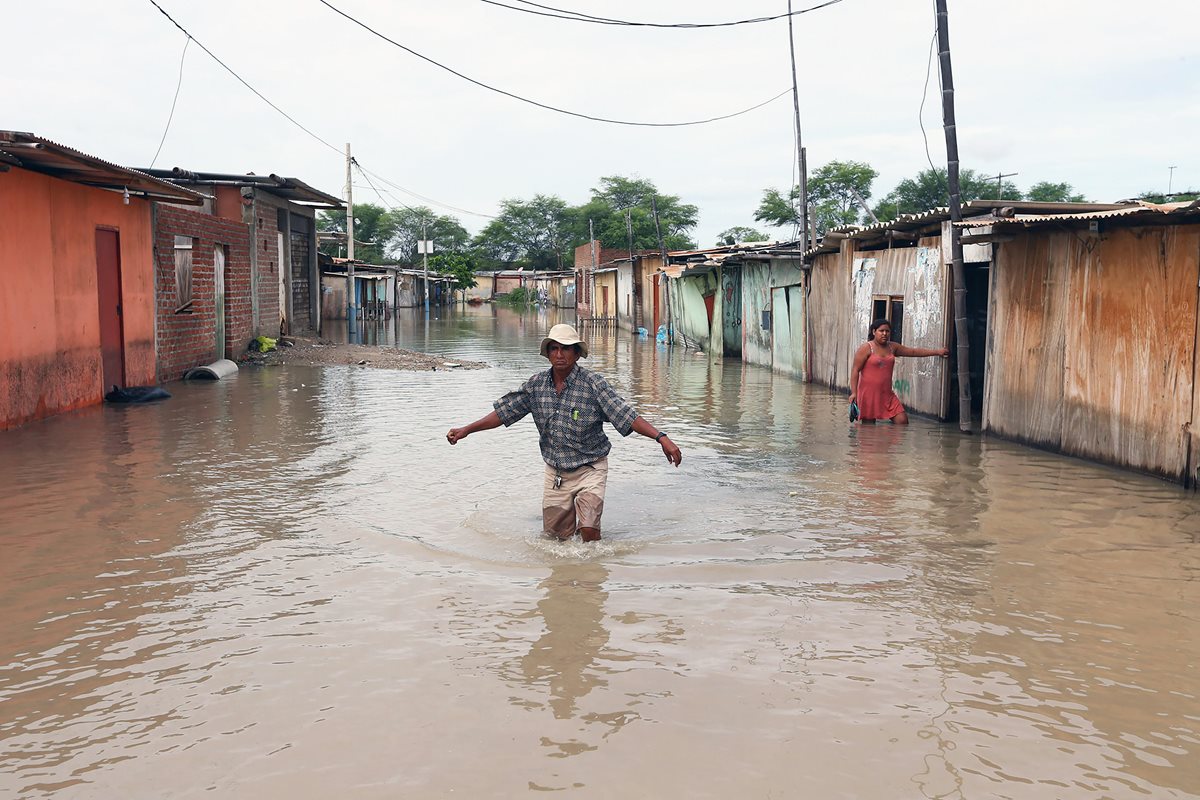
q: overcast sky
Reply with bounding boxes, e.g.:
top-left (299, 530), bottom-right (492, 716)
top-left (6, 0), bottom-right (1198, 246)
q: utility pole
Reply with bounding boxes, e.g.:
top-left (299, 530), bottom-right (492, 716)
top-left (421, 214), bottom-right (430, 315)
top-left (588, 219), bottom-right (598, 320)
top-left (345, 143), bottom-right (357, 334)
top-left (1168, 165), bottom-right (1178, 196)
top-left (787, 0), bottom-right (809, 251)
top-left (991, 171), bottom-right (1018, 200)
top-left (652, 195), bottom-right (672, 342)
top-left (936, 0), bottom-right (972, 432)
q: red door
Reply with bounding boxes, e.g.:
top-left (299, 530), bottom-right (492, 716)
top-left (95, 229), bottom-right (126, 391)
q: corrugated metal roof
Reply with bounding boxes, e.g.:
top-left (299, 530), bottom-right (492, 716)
top-left (802, 199), bottom-right (1171, 258)
top-left (140, 167), bottom-right (344, 208)
top-left (0, 130), bottom-right (206, 205)
top-left (956, 200), bottom-right (1200, 227)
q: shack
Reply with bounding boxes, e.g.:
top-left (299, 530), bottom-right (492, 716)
top-left (960, 200), bottom-right (1200, 485)
top-left (140, 167), bottom-right (343, 337)
top-left (0, 131), bottom-right (205, 429)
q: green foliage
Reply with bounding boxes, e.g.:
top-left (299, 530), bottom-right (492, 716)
top-left (1137, 189), bottom-right (1200, 203)
top-left (472, 195), bottom-right (574, 272)
top-left (317, 204), bottom-right (469, 265)
top-left (755, 160), bottom-right (878, 237)
top-left (496, 286), bottom-right (537, 306)
top-left (871, 167), bottom-right (1020, 221)
top-left (428, 251), bottom-right (477, 289)
top-left (1025, 181), bottom-right (1087, 203)
top-left (753, 188), bottom-right (799, 230)
top-left (572, 176), bottom-right (699, 252)
top-left (388, 207), bottom-right (471, 264)
top-left (470, 175), bottom-right (700, 271)
top-left (317, 204), bottom-right (398, 264)
top-left (717, 226), bottom-right (769, 246)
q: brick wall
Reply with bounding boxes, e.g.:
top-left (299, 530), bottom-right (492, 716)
top-left (250, 198), bottom-right (283, 338)
top-left (154, 205), bottom-right (252, 382)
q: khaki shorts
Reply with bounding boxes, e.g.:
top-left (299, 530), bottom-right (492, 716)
top-left (542, 458), bottom-right (609, 539)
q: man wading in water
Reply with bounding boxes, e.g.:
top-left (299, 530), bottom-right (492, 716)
top-left (446, 324), bottom-right (683, 542)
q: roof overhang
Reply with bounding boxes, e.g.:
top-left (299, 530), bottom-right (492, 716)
top-left (138, 167), bottom-right (344, 209)
top-left (0, 131), bottom-right (206, 205)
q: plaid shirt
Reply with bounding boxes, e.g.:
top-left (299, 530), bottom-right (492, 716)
top-left (494, 365), bottom-right (638, 470)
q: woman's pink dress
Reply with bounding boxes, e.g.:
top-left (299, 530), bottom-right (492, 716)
top-left (857, 344), bottom-right (904, 420)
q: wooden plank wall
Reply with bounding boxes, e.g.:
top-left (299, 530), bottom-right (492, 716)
top-left (984, 233), bottom-right (1071, 446)
top-left (868, 236), bottom-right (949, 416)
top-left (986, 225), bottom-right (1200, 481)
top-left (1062, 226), bottom-right (1200, 479)
top-left (808, 241), bottom-right (855, 388)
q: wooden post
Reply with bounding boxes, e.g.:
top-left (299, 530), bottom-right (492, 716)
top-left (936, 0), bottom-right (973, 431)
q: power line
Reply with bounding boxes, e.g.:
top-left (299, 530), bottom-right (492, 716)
top-left (488, 0), bottom-right (848, 28)
top-left (358, 164), bottom-right (497, 219)
top-left (149, 37), bottom-right (190, 169)
top-left (318, 0), bottom-right (792, 126)
top-left (147, 0), bottom-right (342, 155)
top-left (919, 27), bottom-right (938, 174)
top-left (145, 0), bottom-right (494, 221)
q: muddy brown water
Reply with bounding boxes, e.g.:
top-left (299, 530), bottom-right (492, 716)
top-left (1, 306), bottom-right (1198, 799)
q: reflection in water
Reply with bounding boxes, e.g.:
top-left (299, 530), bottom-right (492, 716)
top-left (0, 305), bottom-right (1198, 799)
top-left (520, 564), bottom-right (611, 725)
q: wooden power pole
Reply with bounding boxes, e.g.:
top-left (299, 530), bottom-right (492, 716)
top-left (935, 0), bottom-right (973, 432)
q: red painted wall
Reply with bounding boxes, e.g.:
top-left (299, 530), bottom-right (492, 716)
top-left (1, 167), bottom-right (156, 429)
top-left (153, 205), bottom-right (252, 381)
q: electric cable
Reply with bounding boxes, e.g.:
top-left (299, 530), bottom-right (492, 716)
top-left (150, 37), bottom-right (190, 169)
top-left (318, 0), bottom-right (791, 126)
top-left (148, 0), bottom-right (342, 155)
top-left (489, 0), bottom-right (847, 28)
top-left (145, 0), bottom-right (493, 221)
top-left (919, 27), bottom-right (938, 174)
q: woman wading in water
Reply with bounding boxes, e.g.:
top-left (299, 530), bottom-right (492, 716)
top-left (849, 319), bottom-right (948, 424)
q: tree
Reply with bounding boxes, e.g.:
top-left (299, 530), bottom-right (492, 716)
top-left (755, 160), bottom-right (879, 237)
top-left (716, 226), bottom-right (769, 245)
top-left (472, 195), bottom-right (574, 271)
top-left (428, 251), bottom-right (477, 290)
top-left (1137, 189), bottom-right (1199, 204)
top-left (572, 175), bottom-right (699, 252)
top-left (386, 206), bottom-right (470, 265)
top-left (871, 167), bottom-right (1019, 220)
top-left (317, 204), bottom-right (398, 264)
top-left (1026, 181), bottom-right (1087, 203)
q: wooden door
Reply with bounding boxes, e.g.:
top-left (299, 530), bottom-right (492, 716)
top-left (95, 229), bottom-right (125, 391)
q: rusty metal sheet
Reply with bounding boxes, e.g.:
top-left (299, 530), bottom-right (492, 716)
top-left (1059, 226), bottom-right (1199, 480)
top-left (983, 233), bottom-right (1070, 446)
top-left (0, 130), bottom-right (205, 204)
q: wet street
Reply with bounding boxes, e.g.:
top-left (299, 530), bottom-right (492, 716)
top-left (1, 305), bottom-right (1198, 799)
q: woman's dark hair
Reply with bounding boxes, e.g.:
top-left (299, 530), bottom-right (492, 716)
top-left (868, 318), bottom-right (892, 340)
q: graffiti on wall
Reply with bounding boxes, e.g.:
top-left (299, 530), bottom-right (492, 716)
top-left (908, 247), bottom-right (943, 341)
top-left (852, 257), bottom-right (877, 336)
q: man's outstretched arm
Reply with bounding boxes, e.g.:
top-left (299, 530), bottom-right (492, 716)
top-left (631, 416), bottom-right (683, 467)
top-left (447, 411), bottom-right (503, 445)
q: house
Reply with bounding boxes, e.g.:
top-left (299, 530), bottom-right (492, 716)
top-left (151, 196), bottom-right (253, 381)
top-left (573, 240), bottom-right (627, 319)
top-left (0, 131), bottom-right (205, 429)
top-left (802, 198), bottom-right (1200, 485)
top-left (960, 200), bottom-right (1200, 485)
top-left (660, 241), bottom-right (806, 364)
top-left (140, 168), bottom-right (343, 338)
top-left (610, 251), bottom-right (666, 333)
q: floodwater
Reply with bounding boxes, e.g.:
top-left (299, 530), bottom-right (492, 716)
top-left (2, 306), bottom-right (1198, 800)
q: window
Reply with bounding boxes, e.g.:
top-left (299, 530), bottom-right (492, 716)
top-left (174, 235), bottom-right (195, 313)
top-left (871, 294), bottom-right (904, 343)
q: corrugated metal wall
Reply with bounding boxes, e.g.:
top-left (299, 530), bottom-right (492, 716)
top-left (808, 243), bottom-right (856, 389)
top-left (808, 238), bottom-right (950, 417)
top-left (986, 225), bottom-right (1200, 482)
